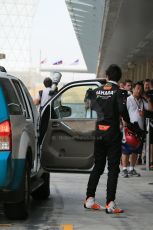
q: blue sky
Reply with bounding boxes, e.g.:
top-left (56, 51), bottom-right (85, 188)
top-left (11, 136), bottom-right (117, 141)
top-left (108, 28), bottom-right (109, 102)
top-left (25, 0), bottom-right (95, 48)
top-left (31, 0), bottom-right (85, 67)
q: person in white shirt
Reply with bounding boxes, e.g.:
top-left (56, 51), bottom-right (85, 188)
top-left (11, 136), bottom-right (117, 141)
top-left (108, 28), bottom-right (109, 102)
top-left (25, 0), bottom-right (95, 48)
top-left (121, 81), bottom-right (153, 177)
top-left (34, 72), bottom-right (62, 111)
top-left (127, 86), bottom-right (148, 130)
top-left (34, 77), bottom-right (53, 109)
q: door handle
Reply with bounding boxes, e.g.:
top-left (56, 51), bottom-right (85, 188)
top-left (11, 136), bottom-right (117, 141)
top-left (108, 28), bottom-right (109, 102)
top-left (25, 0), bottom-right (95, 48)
top-left (52, 122), bottom-right (60, 128)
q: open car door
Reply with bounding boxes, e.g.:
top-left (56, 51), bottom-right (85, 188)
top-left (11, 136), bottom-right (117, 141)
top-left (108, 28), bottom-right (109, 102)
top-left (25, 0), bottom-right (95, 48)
top-left (40, 80), bottom-right (102, 171)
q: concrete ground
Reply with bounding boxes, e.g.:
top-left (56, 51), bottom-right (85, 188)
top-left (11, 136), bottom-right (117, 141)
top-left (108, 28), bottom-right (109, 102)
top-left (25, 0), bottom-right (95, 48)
top-left (0, 166), bottom-right (153, 230)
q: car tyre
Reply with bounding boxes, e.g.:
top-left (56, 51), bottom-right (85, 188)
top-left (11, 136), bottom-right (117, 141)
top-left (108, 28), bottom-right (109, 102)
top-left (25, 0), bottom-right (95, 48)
top-left (4, 159), bottom-right (30, 220)
top-left (31, 173), bottom-right (50, 200)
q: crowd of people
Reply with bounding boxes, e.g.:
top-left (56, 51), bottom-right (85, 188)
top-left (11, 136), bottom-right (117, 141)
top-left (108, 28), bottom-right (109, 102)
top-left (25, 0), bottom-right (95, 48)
top-left (84, 65), bottom-right (153, 213)
top-left (119, 78), bottom-right (153, 177)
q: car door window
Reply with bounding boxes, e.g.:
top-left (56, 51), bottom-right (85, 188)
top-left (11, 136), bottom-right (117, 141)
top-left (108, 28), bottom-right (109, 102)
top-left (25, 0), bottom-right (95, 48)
top-left (0, 78), bottom-right (22, 115)
top-left (20, 82), bottom-right (35, 121)
top-left (52, 85), bottom-right (97, 119)
top-left (12, 80), bottom-right (30, 118)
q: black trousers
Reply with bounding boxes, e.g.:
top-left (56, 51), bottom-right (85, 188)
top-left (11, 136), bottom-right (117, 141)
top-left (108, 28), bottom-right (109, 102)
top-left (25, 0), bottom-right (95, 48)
top-left (86, 129), bottom-right (122, 204)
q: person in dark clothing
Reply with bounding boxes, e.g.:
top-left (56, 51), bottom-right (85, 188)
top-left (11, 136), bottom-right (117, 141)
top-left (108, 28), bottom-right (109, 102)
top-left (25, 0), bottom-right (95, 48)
top-left (84, 64), bottom-right (135, 214)
top-left (146, 79), bottom-right (153, 168)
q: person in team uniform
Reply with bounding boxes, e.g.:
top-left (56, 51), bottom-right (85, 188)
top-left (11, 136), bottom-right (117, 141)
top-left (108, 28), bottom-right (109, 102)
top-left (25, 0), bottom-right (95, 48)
top-left (84, 64), bottom-right (142, 214)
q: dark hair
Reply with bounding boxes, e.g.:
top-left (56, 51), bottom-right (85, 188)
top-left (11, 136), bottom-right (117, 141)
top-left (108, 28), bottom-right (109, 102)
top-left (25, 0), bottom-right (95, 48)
top-left (0, 66), bottom-right (7, 72)
top-left (105, 64), bottom-right (122, 82)
top-left (133, 81), bottom-right (144, 89)
top-left (125, 79), bottom-right (132, 84)
top-left (43, 77), bottom-right (52, 87)
top-left (144, 78), bottom-right (150, 83)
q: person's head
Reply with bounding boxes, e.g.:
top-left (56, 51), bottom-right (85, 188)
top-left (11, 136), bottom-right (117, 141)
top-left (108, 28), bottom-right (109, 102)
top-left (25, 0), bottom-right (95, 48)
top-left (150, 79), bottom-right (153, 90)
top-left (119, 81), bottom-right (124, 89)
top-left (124, 79), bottom-right (133, 92)
top-left (105, 64), bottom-right (122, 82)
top-left (143, 79), bottom-right (150, 92)
top-left (43, 77), bottom-right (52, 88)
top-left (0, 66), bottom-right (7, 72)
top-left (132, 81), bottom-right (144, 99)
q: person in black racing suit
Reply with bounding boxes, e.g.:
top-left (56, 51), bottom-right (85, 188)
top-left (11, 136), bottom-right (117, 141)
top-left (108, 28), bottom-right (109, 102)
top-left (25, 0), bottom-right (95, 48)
top-left (84, 64), bottom-right (141, 214)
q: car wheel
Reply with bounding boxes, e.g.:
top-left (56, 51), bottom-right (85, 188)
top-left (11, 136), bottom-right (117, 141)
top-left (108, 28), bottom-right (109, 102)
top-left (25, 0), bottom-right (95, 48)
top-left (31, 172), bottom-right (50, 200)
top-left (4, 159), bottom-right (30, 220)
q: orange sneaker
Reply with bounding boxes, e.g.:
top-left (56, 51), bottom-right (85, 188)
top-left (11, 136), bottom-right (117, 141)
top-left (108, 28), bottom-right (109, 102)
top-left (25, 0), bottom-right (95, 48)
top-left (84, 197), bottom-right (105, 210)
top-left (106, 201), bottom-right (124, 214)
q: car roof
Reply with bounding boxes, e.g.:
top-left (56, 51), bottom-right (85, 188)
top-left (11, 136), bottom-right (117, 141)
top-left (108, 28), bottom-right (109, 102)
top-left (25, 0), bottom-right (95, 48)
top-left (0, 72), bottom-right (18, 81)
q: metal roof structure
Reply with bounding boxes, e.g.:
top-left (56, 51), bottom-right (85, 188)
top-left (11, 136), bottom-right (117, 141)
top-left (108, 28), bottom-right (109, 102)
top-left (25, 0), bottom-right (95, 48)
top-left (0, 0), bottom-right (39, 71)
top-left (65, 0), bottom-right (105, 74)
top-left (66, 0), bottom-right (153, 78)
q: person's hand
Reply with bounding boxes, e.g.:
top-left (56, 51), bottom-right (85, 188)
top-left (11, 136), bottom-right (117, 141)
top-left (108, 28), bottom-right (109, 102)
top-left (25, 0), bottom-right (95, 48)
top-left (127, 122), bottom-right (147, 142)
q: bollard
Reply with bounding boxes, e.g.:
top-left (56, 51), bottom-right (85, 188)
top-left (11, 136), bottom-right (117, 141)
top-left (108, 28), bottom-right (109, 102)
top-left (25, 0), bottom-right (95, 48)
top-left (145, 118), bottom-right (150, 171)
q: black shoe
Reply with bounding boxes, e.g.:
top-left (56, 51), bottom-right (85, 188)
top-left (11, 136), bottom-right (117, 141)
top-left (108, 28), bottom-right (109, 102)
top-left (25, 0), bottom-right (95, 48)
top-left (121, 169), bottom-right (129, 178)
top-left (128, 169), bottom-right (141, 177)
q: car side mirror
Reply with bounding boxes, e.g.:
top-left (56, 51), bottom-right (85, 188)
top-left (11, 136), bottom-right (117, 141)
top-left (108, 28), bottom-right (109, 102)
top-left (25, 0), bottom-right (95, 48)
top-left (59, 105), bottom-right (71, 117)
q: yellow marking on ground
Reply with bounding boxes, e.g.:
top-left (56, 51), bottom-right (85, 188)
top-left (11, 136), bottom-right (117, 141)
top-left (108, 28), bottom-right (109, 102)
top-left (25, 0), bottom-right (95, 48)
top-left (61, 224), bottom-right (73, 230)
top-left (0, 224), bottom-right (12, 227)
